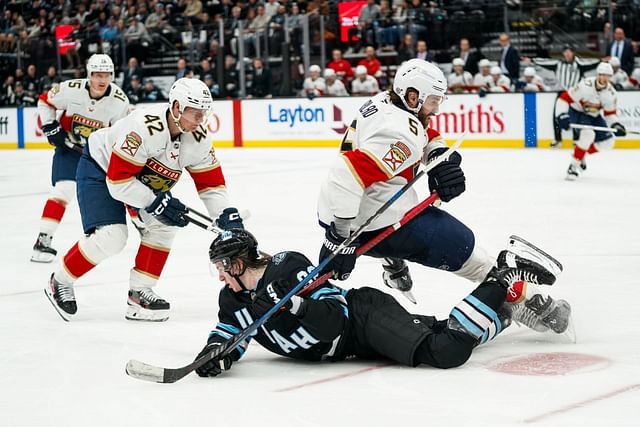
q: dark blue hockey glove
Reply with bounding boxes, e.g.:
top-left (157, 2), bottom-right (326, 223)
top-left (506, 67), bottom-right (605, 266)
top-left (319, 223), bottom-right (358, 281)
top-left (145, 191), bottom-right (189, 227)
top-left (478, 88), bottom-right (487, 98)
top-left (557, 113), bottom-right (570, 131)
top-left (217, 207), bottom-right (244, 230)
top-left (42, 120), bottom-right (68, 148)
top-left (611, 122), bottom-right (626, 137)
top-left (427, 148), bottom-right (466, 203)
top-left (195, 342), bottom-right (233, 377)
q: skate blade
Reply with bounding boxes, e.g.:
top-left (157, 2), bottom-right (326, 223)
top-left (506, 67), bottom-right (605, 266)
top-left (560, 314), bottom-right (577, 344)
top-left (565, 174), bottom-right (578, 181)
top-left (43, 288), bottom-right (73, 322)
top-left (401, 290), bottom-right (417, 304)
top-left (31, 251), bottom-right (56, 263)
top-left (508, 235), bottom-right (563, 278)
top-left (125, 304), bottom-right (170, 322)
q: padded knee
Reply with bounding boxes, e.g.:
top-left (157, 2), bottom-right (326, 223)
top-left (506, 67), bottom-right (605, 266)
top-left (576, 129), bottom-right (595, 150)
top-left (454, 244), bottom-right (494, 282)
top-left (139, 210), bottom-right (178, 248)
top-left (81, 223), bottom-right (128, 261)
top-left (50, 180), bottom-right (76, 205)
top-left (597, 136), bottom-right (614, 151)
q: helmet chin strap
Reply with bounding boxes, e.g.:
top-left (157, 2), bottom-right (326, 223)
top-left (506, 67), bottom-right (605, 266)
top-left (170, 107), bottom-right (189, 133)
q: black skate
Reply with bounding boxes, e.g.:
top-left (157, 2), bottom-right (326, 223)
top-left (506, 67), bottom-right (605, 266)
top-left (507, 235), bottom-right (563, 281)
top-left (44, 273), bottom-right (77, 321)
top-left (382, 258), bottom-right (416, 304)
top-left (566, 162), bottom-right (580, 181)
top-left (126, 289), bottom-right (170, 322)
top-left (579, 158), bottom-right (587, 171)
top-left (511, 294), bottom-right (572, 334)
top-left (31, 233), bottom-right (57, 263)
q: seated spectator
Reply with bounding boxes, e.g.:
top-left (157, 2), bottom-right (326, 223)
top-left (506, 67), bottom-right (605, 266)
top-left (415, 40), bottom-right (434, 62)
top-left (245, 4), bottom-right (271, 57)
top-left (249, 58), bottom-right (273, 98)
top-left (324, 69), bottom-right (348, 97)
top-left (142, 78), bottom-right (167, 102)
top-left (14, 81), bottom-right (36, 107)
top-left (407, 0), bottom-right (427, 42)
top-left (515, 67), bottom-right (547, 92)
top-left (327, 49), bottom-right (354, 83)
top-left (100, 17), bottom-right (120, 44)
top-left (122, 57), bottom-right (143, 92)
top-left (608, 57), bottom-right (633, 90)
top-left (0, 75), bottom-right (16, 106)
top-left (473, 59), bottom-right (492, 89)
top-left (126, 75), bottom-right (144, 104)
top-left (268, 4), bottom-right (287, 56)
top-left (175, 58), bottom-right (192, 80)
top-left (375, 0), bottom-right (397, 51)
top-left (203, 74), bottom-right (220, 98)
top-left (397, 33), bottom-right (416, 64)
top-left (182, 0), bottom-right (204, 22)
top-left (223, 55), bottom-right (239, 98)
top-left (351, 65), bottom-right (380, 96)
top-left (302, 65), bottom-right (326, 98)
top-left (197, 58), bottom-right (213, 81)
top-left (22, 64), bottom-right (40, 100)
top-left (357, 0), bottom-right (381, 51)
top-left (447, 58), bottom-right (474, 93)
top-left (358, 46), bottom-right (382, 78)
top-left (124, 17), bottom-right (151, 61)
top-left (39, 65), bottom-right (62, 93)
top-left (488, 66), bottom-right (511, 93)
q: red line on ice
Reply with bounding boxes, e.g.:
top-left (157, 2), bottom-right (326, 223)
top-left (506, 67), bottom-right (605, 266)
top-left (523, 383), bottom-right (640, 423)
top-left (274, 363), bottom-right (392, 392)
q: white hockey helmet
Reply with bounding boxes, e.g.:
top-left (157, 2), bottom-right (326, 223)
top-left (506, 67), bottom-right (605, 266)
top-left (169, 77), bottom-right (213, 114)
top-left (490, 66), bottom-right (502, 75)
top-left (452, 58), bottom-right (465, 67)
top-left (608, 56), bottom-right (621, 68)
top-left (393, 59), bottom-right (447, 114)
top-left (596, 62), bottom-right (613, 76)
top-left (478, 59), bottom-right (491, 68)
top-left (523, 66), bottom-right (536, 77)
top-left (86, 54), bottom-right (114, 78)
top-left (323, 68), bottom-right (336, 78)
top-left (355, 65), bottom-right (368, 76)
top-left (309, 64), bottom-right (321, 74)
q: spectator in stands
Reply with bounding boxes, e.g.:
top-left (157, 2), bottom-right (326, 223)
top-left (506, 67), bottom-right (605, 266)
top-left (375, 0), bottom-right (397, 51)
top-left (197, 58), bottom-right (213, 81)
top-left (407, 0), bottom-right (427, 43)
top-left (126, 75), bottom-right (144, 104)
top-left (608, 57), bottom-right (632, 90)
top-left (286, 3), bottom-right (303, 56)
top-left (265, 0), bottom-right (280, 19)
top-left (223, 54), bottom-right (239, 98)
top-left (23, 64), bottom-right (40, 100)
top-left (415, 40), bottom-right (434, 62)
top-left (327, 49), bottom-right (354, 83)
top-left (448, 58), bottom-right (474, 93)
top-left (397, 33), bottom-right (415, 64)
top-left (351, 65), bottom-right (379, 96)
top-left (473, 58), bottom-right (492, 90)
top-left (14, 81), bottom-right (36, 107)
top-left (122, 57), bottom-right (143, 92)
top-left (357, 0), bottom-right (381, 51)
top-left (142, 78), bottom-right (167, 102)
top-left (268, 4), bottom-right (287, 56)
top-left (100, 16), bottom-right (120, 44)
top-left (182, 0), bottom-right (204, 23)
top-left (457, 37), bottom-right (483, 76)
top-left (607, 27), bottom-right (634, 75)
top-left (324, 68), bottom-right (348, 97)
top-left (498, 33), bottom-right (520, 80)
top-left (358, 46), bottom-right (382, 79)
top-left (515, 67), bottom-right (546, 92)
top-left (0, 10), bottom-right (16, 53)
top-left (0, 75), bottom-right (16, 106)
top-left (203, 74), bottom-right (221, 98)
top-left (302, 64), bottom-right (326, 98)
top-left (145, 3), bottom-right (168, 31)
top-left (249, 57), bottom-right (273, 98)
top-left (39, 65), bottom-right (61, 94)
top-left (175, 58), bottom-right (192, 80)
top-left (124, 16), bottom-right (151, 62)
top-left (488, 66), bottom-right (511, 93)
top-left (246, 4), bottom-right (271, 57)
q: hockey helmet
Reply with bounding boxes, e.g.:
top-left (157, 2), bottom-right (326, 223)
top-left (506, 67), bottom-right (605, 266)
top-left (452, 58), bottom-right (465, 67)
top-left (169, 77), bottom-right (213, 115)
top-left (209, 229), bottom-right (259, 271)
top-left (86, 54), bottom-right (114, 78)
top-left (608, 56), bottom-right (621, 68)
top-left (523, 67), bottom-right (536, 77)
top-left (596, 62), bottom-right (613, 76)
top-left (490, 66), bottom-right (502, 75)
top-left (393, 59), bottom-right (447, 114)
top-left (478, 59), bottom-right (491, 69)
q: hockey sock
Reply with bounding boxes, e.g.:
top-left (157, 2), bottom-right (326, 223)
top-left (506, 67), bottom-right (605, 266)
top-left (39, 198), bottom-right (66, 235)
top-left (573, 146), bottom-right (587, 161)
top-left (587, 143), bottom-right (598, 154)
top-left (130, 242), bottom-right (170, 289)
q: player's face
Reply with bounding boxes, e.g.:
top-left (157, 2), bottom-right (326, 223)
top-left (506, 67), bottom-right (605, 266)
top-left (420, 94), bottom-right (444, 117)
top-left (179, 107), bottom-right (208, 132)
top-left (213, 261), bottom-right (243, 292)
top-left (89, 72), bottom-right (111, 94)
top-left (597, 74), bottom-right (610, 86)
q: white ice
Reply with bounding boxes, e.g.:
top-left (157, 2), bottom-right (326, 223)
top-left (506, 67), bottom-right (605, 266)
top-left (1, 148), bottom-right (639, 427)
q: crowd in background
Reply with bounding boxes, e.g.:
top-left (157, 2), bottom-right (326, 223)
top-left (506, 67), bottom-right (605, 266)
top-left (1, 0), bottom-right (640, 106)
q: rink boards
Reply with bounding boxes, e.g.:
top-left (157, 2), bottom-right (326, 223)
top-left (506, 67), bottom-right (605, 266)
top-left (1, 92), bottom-right (639, 149)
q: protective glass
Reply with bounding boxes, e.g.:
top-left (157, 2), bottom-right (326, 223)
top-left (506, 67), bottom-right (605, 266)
top-left (182, 107), bottom-right (211, 125)
top-left (424, 94), bottom-right (445, 107)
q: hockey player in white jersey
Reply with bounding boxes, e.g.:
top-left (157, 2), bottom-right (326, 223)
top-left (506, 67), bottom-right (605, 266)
top-left (317, 58), bottom-right (572, 336)
top-left (516, 66), bottom-right (547, 92)
top-left (351, 65), bottom-right (380, 96)
top-left (45, 77), bottom-right (244, 322)
top-left (608, 57), bottom-right (633, 90)
top-left (556, 62), bottom-right (626, 180)
top-left (488, 66), bottom-right (511, 92)
top-left (447, 58), bottom-right (474, 93)
top-left (473, 59), bottom-right (493, 90)
top-left (32, 54), bottom-right (129, 263)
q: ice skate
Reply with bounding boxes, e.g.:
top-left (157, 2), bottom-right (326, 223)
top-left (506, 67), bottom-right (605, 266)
top-left (507, 235), bottom-right (563, 280)
top-left (382, 258), bottom-right (416, 304)
top-left (565, 161), bottom-right (581, 181)
top-left (31, 233), bottom-right (57, 263)
top-left (126, 288), bottom-right (170, 322)
top-left (44, 273), bottom-right (77, 321)
top-left (509, 291), bottom-right (574, 336)
top-left (579, 158), bottom-right (587, 171)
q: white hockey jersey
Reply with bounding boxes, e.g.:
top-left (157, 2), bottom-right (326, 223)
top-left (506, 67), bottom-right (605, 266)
top-left (517, 75), bottom-right (547, 92)
top-left (558, 77), bottom-right (618, 122)
top-left (317, 92), bottom-right (446, 232)
top-left (326, 79), bottom-right (349, 97)
top-left (611, 69), bottom-right (633, 89)
top-left (87, 103), bottom-right (229, 216)
top-left (303, 77), bottom-right (326, 96)
top-left (38, 79), bottom-right (129, 146)
top-left (447, 71), bottom-right (474, 91)
top-left (488, 75), bottom-right (511, 92)
top-left (351, 76), bottom-right (380, 96)
top-left (630, 68), bottom-right (640, 88)
top-left (473, 73), bottom-right (492, 89)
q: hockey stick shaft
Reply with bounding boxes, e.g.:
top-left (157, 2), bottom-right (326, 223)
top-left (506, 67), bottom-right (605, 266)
top-left (569, 123), bottom-right (640, 135)
top-left (125, 134), bottom-right (465, 383)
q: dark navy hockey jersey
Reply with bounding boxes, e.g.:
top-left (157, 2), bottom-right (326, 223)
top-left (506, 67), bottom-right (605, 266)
top-left (206, 251), bottom-right (349, 362)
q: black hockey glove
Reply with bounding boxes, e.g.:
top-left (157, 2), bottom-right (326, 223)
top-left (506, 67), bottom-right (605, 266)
top-left (319, 222), bottom-right (358, 281)
top-left (195, 342), bottom-right (233, 377)
top-left (251, 280), bottom-right (304, 318)
top-left (611, 122), bottom-right (626, 137)
top-left (427, 148), bottom-right (466, 203)
top-left (42, 120), bottom-right (68, 148)
top-left (217, 207), bottom-right (244, 230)
top-left (145, 191), bottom-right (189, 227)
top-left (557, 113), bottom-right (570, 131)
top-left (478, 87), bottom-right (487, 98)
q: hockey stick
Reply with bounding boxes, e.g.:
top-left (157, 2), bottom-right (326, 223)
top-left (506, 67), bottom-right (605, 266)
top-left (125, 134), bottom-right (465, 383)
top-left (184, 207), bottom-right (251, 234)
top-left (569, 123), bottom-right (640, 135)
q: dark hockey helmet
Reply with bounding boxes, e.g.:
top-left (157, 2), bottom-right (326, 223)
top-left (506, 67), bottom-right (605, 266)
top-left (209, 228), bottom-right (259, 271)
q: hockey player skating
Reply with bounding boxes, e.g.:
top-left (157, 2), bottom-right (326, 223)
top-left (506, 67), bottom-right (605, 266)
top-left (194, 229), bottom-right (570, 377)
top-left (556, 62), bottom-right (626, 181)
top-left (45, 77), bottom-right (244, 322)
top-left (315, 58), bottom-right (570, 335)
top-left (32, 54), bottom-right (130, 263)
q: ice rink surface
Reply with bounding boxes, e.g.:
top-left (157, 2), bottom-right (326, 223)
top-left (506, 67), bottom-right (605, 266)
top-left (1, 147), bottom-right (639, 427)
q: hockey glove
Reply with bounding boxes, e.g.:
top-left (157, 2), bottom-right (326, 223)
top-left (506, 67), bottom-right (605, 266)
top-left (251, 280), bottom-right (304, 318)
top-left (557, 113), bottom-right (570, 131)
top-left (427, 148), bottom-right (466, 203)
top-left (217, 207), bottom-right (244, 230)
top-left (195, 342), bottom-right (233, 377)
top-left (611, 122), bottom-right (626, 137)
top-left (42, 120), bottom-right (68, 148)
top-left (478, 88), bottom-right (487, 98)
top-left (319, 222), bottom-right (358, 281)
top-left (145, 191), bottom-right (189, 227)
